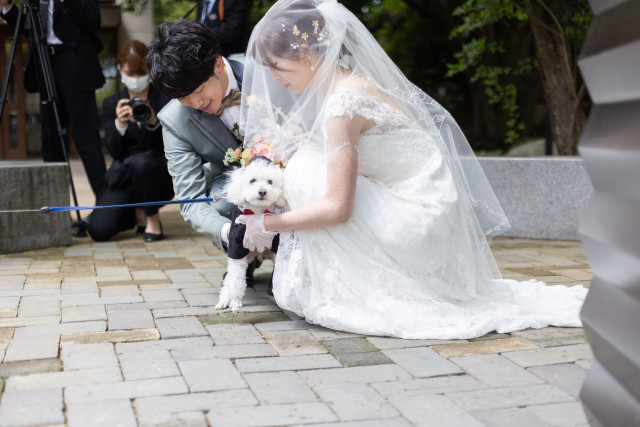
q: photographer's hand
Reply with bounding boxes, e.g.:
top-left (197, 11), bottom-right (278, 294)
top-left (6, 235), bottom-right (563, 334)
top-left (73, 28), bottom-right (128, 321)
top-left (115, 98), bottom-right (134, 131)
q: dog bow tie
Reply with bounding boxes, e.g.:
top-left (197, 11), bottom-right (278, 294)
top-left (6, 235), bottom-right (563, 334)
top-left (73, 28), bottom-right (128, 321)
top-left (242, 209), bottom-right (271, 215)
top-left (215, 89), bottom-right (242, 116)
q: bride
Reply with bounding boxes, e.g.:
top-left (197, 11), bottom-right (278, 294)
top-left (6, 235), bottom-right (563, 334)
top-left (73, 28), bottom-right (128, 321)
top-left (238, 0), bottom-right (587, 339)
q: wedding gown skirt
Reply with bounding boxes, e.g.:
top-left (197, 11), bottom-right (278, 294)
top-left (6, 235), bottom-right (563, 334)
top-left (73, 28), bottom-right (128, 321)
top-left (272, 102), bottom-right (587, 340)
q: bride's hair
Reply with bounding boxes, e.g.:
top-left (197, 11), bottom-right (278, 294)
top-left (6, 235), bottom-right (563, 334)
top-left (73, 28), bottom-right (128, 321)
top-left (251, 0), bottom-right (327, 70)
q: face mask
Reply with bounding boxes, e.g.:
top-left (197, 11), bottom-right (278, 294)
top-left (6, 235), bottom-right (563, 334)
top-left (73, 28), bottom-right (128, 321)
top-left (121, 74), bottom-right (150, 93)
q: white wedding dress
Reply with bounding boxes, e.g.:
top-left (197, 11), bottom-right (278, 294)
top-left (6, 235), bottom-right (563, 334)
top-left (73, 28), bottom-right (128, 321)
top-left (272, 87), bottom-right (588, 339)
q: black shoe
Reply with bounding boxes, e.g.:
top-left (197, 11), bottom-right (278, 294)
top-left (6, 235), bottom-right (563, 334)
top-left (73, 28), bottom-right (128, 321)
top-left (143, 222), bottom-right (163, 242)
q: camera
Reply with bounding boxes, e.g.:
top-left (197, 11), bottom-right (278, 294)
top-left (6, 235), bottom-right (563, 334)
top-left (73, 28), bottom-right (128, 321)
top-left (126, 97), bottom-right (152, 123)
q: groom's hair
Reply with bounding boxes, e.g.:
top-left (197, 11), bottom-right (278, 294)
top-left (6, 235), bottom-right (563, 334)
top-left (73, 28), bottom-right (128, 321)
top-left (147, 20), bottom-right (222, 100)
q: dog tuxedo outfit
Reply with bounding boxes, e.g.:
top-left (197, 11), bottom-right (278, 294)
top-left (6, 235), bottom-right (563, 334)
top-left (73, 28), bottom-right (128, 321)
top-left (228, 206), bottom-right (281, 259)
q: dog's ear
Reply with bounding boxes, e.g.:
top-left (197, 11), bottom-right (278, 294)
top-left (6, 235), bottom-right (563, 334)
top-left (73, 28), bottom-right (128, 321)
top-left (275, 190), bottom-right (287, 208)
top-left (223, 167), bottom-right (246, 205)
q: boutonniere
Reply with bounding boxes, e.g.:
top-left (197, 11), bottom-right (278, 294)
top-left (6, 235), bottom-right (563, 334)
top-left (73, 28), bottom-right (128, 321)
top-left (230, 122), bottom-right (244, 141)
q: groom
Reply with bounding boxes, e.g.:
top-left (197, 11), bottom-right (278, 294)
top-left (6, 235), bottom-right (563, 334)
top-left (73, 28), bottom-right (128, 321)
top-left (147, 20), bottom-right (245, 258)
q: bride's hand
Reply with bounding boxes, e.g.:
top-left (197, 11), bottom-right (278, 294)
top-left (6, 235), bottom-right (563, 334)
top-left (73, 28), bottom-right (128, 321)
top-left (237, 214), bottom-right (276, 251)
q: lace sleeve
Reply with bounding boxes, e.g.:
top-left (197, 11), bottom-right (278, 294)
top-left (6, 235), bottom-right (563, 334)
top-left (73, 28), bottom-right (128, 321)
top-left (325, 86), bottom-right (414, 131)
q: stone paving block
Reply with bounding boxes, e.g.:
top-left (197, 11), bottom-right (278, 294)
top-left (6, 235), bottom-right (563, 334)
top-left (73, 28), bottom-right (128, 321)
top-left (135, 389), bottom-right (257, 417)
top-left (0, 358), bottom-right (61, 379)
top-left (262, 330), bottom-right (328, 356)
top-left (119, 349), bottom-right (180, 380)
top-left (451, 354), bottom-right (545, 387)
top-left (206, 323), bottom-right (265, 345)
top-left (371, 374), bottom-right (486, 399)
top-left (299, 364), bottom-right (412, 386)
top-left (0, 309), bottom-right (16, 318)
top-left (448, 384), bottom-right (574, 411)
top-left (0, 315), bottom-right (60, 328)
top-left (61, 280), bottom-right (99, 294)
top-left (6, 366), bottom-right (122, 390)
top-left (234, 303), bottom-right (282, 313)
top-left (165, 269), bottom-right (206, 283)
top-left (4, 333), bottom-right (60, 361)
top-left (502, 344), bottom-right (593, 367)
top-left (171, 344), bottom-right (278, 362)
top-left (366, 336), bottom-right (461, 350)
top-left (61, 328), bottom-right (159, 345)
top-left (107, 308), bottom-right (155, 330)
top-left (109, 301), bottom-right (188, 311)
top-left (61, 342), bottom-right (119, 370)
top-left (131, 270), bottom-right (169, 281)
top-left (253, 319), bottom-right (312, 333)
top-left (431, 337), bottom-right (539, 358)
top-left (333, 351), bottom-right (394, 367)
top-left (527, 363), bottom-right (588, 399)
top-left (139, 411), bottom-right (208, 427)
top-left (142, 288), bottom-right (184, 302)
top-left (95, 266), bottom-right (132, 281)
top-left (0, 296), bottom-right (19, 310)
top-left (527, 402), bottom-right (588, 426)
top-left (179, 359), bottom-right (247, 392)
top-left (207, 402), bottom-right (338, 426)
top-left (100, 285), bottom-right (139, 297)
top-left (200, 311), bottom-right (290, 325)
top-left (511, 327), bottom-right (586, 348)
top-left (65, 376), bottom-right (189, 403)
top-left (388, 394), bottom-right (483, 426)
top-left (314, 382), bottom-right (399, 421)
top-left (153, 306), bottom-right (223, 318)
top-left (235, 354), bottom-right (342, 373)
top-left (184, 293), bottom-right (220, 306)
top-left (307, 327), bottom-right (362, 340)
top-left (322, 338), bottom-right (378, 354)
top-left (155, 316), bottom-right (208, 338)
top-left (243, 371), bottom-right (317, 404)
top-left (0, 328), bottom-right (13, 350)
top-left (67, 399), bottom-right (137, 427)
top-left (0, 387), bottom-right (64, 426)
top-left (62, 304), bottom-right (107, 322)
top-left (13, 320), bottom-right (106, 337)
top-left (311, 419), bottom-right (412, 427)
top-left (382, 347), bottom-right (462, 378)
top-left (116, 336), bottom-right (212, 354)
top-left (472, 407), bottom-right (547, 427)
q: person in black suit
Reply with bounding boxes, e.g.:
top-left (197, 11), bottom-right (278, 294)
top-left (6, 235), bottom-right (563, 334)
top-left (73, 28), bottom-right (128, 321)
top-left (196, 0), bottom-right (248, 57)
top-left (87, 40), bottom-right (173, 242)
top-left (0, 0), bottom-right (107, 200)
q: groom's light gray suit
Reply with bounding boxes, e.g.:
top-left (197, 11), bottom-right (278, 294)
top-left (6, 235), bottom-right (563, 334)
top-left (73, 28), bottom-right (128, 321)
top-left (157, 60), bottom-right (243, 250)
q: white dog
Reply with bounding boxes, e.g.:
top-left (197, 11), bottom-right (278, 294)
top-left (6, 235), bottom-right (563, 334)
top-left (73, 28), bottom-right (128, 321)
top-left (215, 156), bottom-right (286, 312)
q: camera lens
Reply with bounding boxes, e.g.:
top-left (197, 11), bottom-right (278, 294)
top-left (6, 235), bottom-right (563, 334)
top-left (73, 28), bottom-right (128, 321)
top-left (127, 97), bottom-right (152, 123)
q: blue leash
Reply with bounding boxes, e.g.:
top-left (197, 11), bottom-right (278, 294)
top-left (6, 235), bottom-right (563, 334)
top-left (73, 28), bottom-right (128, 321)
top-left (39, 197), bottom-right (222, 214)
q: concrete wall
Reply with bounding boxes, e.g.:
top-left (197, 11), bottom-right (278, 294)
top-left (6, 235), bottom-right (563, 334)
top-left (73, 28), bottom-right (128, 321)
top-left (479, 157), bottom-right (593, 241)
top-left (0, 162), bottom-right (71, 254)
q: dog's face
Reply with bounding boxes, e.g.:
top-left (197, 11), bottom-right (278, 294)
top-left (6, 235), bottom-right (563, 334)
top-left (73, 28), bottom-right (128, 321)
top-left (224, 158), bottom-right (286, 210)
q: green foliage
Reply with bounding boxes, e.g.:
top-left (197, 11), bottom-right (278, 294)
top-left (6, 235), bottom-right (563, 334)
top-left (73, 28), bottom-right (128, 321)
top-left (153, 0), bottom-right (197, 28)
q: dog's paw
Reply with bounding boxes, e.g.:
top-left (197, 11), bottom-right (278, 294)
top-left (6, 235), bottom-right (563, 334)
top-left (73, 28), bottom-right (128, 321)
top-left (215, 293), bottom-right (230, 310)
top-left (229, 299), bottom-right (243, 313)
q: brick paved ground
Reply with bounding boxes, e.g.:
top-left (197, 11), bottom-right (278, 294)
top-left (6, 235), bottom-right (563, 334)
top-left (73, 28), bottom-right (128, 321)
top-left (0, 162), bottom-right (593, 426)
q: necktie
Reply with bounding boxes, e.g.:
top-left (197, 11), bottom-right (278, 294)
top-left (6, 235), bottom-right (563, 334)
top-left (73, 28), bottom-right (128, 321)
top-left (215, 89), bottom-right (241, 116)
top-left (201, 0), bottom-right (211, 23)
top-left (39, 0), bottom-right (49, 34)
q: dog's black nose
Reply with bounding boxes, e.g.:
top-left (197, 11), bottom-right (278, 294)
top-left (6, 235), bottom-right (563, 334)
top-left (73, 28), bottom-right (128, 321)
top-left (258, 190), bottom-right (267, 198)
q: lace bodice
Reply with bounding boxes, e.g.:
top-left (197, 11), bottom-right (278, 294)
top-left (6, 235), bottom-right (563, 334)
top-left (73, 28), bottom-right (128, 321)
top-left (325, 86), bottom-right (418, 134)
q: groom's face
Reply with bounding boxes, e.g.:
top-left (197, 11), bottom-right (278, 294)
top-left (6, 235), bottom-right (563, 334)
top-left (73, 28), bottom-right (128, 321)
top-left (178, 57), bottom-right (229, 114)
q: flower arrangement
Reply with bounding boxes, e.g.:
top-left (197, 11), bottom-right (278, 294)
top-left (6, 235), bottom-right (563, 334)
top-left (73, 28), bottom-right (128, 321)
top-left (223, 134), bottom-right (285, 169)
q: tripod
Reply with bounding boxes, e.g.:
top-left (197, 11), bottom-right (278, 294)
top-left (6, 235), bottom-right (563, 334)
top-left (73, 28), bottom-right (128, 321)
top-left (0, 0), bottom-right (86, 236)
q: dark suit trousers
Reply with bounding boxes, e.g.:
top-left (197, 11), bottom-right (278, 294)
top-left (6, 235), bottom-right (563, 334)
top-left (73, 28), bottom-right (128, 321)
top-left (88, 151), bottom-right (174, 242)
top-left (43, 49), bottom-right (107, 198)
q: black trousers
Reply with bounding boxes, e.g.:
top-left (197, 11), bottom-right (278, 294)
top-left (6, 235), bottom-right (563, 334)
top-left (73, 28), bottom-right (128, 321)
top-left (41, 49), bottom-right (107, 198)
top-left (88, 151), bottom-right (174, 242)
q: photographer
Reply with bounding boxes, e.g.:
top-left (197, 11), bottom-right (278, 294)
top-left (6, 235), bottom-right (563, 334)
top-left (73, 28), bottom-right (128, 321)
top-left (87, 40), bottom-right (173, 242)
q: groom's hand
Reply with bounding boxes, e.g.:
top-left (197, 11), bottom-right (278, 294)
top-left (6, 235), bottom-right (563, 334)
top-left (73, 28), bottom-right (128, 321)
top-left (237, 214), bottom-right (276, 252)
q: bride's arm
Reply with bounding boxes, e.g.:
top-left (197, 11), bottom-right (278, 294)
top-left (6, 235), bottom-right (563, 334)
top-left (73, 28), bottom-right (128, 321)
top-left (263, 113), bottom-right (370, 232)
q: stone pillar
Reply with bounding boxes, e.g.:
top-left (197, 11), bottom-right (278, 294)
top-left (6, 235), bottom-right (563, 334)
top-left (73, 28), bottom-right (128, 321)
top-left (577, 0), bottom-right (640, 424)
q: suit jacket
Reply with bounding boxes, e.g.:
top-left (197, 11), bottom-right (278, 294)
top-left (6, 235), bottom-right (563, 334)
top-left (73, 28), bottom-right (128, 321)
top-left (196, 0), bottom-right (247, 56)
top-left (157, 59), bottom-right (244, 250)
top-left (0, 0), bottom-right (104, 92)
